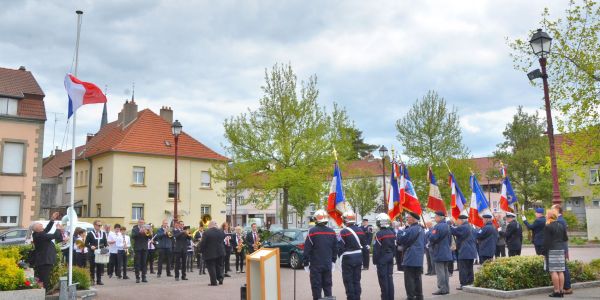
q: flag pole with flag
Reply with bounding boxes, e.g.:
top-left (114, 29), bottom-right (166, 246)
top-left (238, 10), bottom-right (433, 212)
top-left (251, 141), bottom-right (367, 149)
top-left (399, 163), bottom-right (422, 215)
top-left (448, 173), bottom-right (468, 220)
top-left (326, 148), bottom-right (345, 226)
top-left (469, 172), bottom-right (492, 228)
top-left (387, 159), bottom-right (401, 220)
top-left (499, 162), bottom-right (518, 213)
top-left (426, 167), bottom-right (447, 215)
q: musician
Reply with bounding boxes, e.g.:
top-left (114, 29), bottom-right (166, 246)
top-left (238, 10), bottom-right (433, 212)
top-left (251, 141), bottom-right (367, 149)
top-left (200, 220), bottom-right (226, 286)
top-left (476, 214), bottom-right (498, 264)
top-left (132, 218), bottom-right (151, 283)
top-left (359, 218), bottom-right (373, 270)
top-left (156, 219), bottom-right (173, 277)
top-left (396, 212), bottom-right (425, 300)
top-left (451, 215), bottom-right (477, 290)
top-left (74, 227), bottom-right (88, 268)
top-left (221, 222), bottom-right (233, 277)
top-left (147, 223), bottom-right (157, 274)
top-left (173, 220), bottom-right (191, 281)
top-left (85, 220), bottom-right (108, 285)
top-left (186, 236), bottom-right (195, 272)
top-left (338, 210), bottom-right (366, 300)
top-left (245, 223), bottom-right (261, 253)
top-left (303, 209), bottom-right (337, 300)
top-left (107, 224), bottom-right (122, 278)
top-left (32, 212), bottom-right (64, 293)
top-left (193, 225), bottom-right (205, 275)
top-left (231, 226), bottom-right (246, 273)
top-left (373, 213), bottom-right (395, 300)
top-left (118, 226), bottom-right (130, 279)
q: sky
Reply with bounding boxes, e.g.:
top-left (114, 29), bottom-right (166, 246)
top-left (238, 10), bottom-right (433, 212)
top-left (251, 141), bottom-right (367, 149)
top-left (0, 0), bottom-right (571, 159)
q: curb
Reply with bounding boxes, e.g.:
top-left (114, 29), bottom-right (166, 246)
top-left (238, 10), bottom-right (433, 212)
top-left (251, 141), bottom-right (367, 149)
top-left (463, 280), bottom-right (600, 298)
top-left (45, 288), bottom-right (97, 300)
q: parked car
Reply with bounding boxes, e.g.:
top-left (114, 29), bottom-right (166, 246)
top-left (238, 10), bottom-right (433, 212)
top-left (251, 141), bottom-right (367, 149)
top-left (0, 228), bottom-right (29, 246)
top-left (262, 228), bottom-right (308, 269)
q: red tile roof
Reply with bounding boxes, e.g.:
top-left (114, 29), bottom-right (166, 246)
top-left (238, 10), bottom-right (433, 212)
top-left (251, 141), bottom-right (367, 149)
top-left (42, 146), bottom-right (86, 178)
top-left (470, 157), bottom-right (502, 184)
top-left (17, 98), bottom-right (46, 120)
top-left (0, 67), bottom-right (45, 98)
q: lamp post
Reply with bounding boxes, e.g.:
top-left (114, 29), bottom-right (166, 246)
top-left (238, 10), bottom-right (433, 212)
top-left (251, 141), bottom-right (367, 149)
top-left (528, 28), bottom-right (562, 205)
top-left (378, 145), bottom-right (388, 212)
top-left (172, 119), bottom-right (183, 222)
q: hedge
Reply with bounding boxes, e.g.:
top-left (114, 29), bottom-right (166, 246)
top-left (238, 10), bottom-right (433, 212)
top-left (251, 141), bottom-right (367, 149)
top-left (474, 256), bottom-right (598, 291)
top-left (0, 244), bottom-right (63, 292)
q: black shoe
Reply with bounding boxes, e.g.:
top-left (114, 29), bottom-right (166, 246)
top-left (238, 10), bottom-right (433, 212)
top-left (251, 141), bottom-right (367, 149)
top-left (123, 276), bottom-right (130, 280)
top-left (142, 278), bottom-right (148, 283)
top-left (224, 273), bottom-right (231, 277)
top-left (150, 271), bottom-right (155, 274)
top-left (157, 274), bottom-right (161, 278)
top-left (208, 283), bottom-right (218, 286)
top-left (218, 280), bottom-right (223, 285)
top-left (167, 274), bottom-right (173, 277)
top-left (136, 279), bottom-right (140, 283)
top-left (97, 281), bottom-right (104, 285)
top-left (433, 291), bottom-right (448, 295)
top-left (241, 271), bottom-right (245, 273)
top-left (548, 292), bottom-right (563, 298)
top-left (108, 275), bottom-right (113, 278)
top-left (182, 277), bottom-right (188, 280)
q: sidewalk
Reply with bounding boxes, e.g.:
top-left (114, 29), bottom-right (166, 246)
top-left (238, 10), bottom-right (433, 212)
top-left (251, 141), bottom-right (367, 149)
top-left (450, 286), bottom-right (600, 299)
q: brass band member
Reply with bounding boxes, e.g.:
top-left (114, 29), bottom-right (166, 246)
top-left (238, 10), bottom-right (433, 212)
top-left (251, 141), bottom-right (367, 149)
top-left (132, 218), bottom-right (151, 283)
top-left (173, 220), bottom-right (191, 281)
top-left (85, 220), bottom-right (108, 285)
top-left (221, 222), bottom-right (233, 277)
top-left (156, 220), bottom-right (173, 277)
top-left (74, 227), bottom-right (87, 268)
top-left (245, 223), bottom-right (261, 252)
top-left (147, 223), bottom-right (157, 274)
top-left (231, 226), bottom-right (246, 273)
top-left (193, 224), bottom-right (206, 275)
top-left (119, 226), bottom-right (130, 279)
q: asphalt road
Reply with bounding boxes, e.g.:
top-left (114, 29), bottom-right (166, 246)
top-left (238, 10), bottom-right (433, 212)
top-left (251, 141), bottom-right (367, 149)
top-left (94, 247), bottom-right (599, 300)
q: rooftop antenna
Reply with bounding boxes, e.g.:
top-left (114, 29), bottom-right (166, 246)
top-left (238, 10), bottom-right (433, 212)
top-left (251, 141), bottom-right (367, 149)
top-left (131, 81), bottom-right (135, 102)
top-left (49, 112), bottom-right (64, 153)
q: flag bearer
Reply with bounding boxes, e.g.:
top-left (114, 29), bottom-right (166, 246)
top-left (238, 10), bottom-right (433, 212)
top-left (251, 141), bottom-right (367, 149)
top-left (396, 212), bottom-right (425, 300)
top-left (429, 211), bottom-right (453, 296)
top-left (338, 210), bottom-right (365, 300)
top-left (476, 214), bottom-right (498, 264)
top-left (303, 209), bottom-right (338, 300)
top-left (451, 215), bottom-right (477, 290)
top-left (373, 213), bottom-right (395, 300)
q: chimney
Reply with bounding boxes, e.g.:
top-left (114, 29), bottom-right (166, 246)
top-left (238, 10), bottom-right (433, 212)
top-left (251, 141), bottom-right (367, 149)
top-left (160, 106), bottom-right (173, 124)
top-left (119, 99), bottom-right (138, 126)
top-left (18, 66), bottom-right (26, 71)
top-left (54, 147), bottom-right (62, 155)
top-left (86, 133), bottom-right (95, 143)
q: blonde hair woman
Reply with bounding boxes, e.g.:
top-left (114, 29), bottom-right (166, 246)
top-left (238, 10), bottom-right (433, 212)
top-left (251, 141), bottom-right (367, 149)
top-left (543, 210), bottom-right (568, 297)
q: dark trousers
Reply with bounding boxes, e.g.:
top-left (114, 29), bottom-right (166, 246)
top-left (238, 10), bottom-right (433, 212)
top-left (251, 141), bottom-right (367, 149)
top-left (564, 256), bottom-right (572, 290)
top-left (495, 245), bottom-right (506, 258)
top-left (196, 251), bottom-right (205, 273)
top-left (362, 248), bottom-right (370, 269)
top-left (534, 245), bottom-right (544, 255)
top-left (341, 256), bottom-right (362, 300)
top-left (235, 251), bottom-right (245, 272)
top-left (224, 248), bottom-right (232, 273)
top-left (309, 265), bottom-right (333, 300)
top-left (174, 251), bottom-right (187, 279)
top-left (205, 256), bottom-right (224, 285)
top-left (36, 264), bottom-right (53, 292)
top-left (404, 266), bottom-right (423, 300)
top-left (458, 259), bottom-right (474, 286)
top-left (157, 248), bottom-right (172, 275)
top-left (480, 256), bottom-right (492, 264)
top-left (376, 262), bottom-right (394, 300)
top-left (117, 250), bottom-right (128, 277)
top-left (75, 252), bottom-right (87, 268)
top-left (395, 249), bottom-right (404, 271)
top-left (425, 248), bottom-right (435, 274)
top-left (147, 249), bottom-right (156, 273)
top-left (61, 248), bottom-right (69, 264)
top-left (134, 250), bottom-right (148, 279)
top-left (186, 252), bottom-right (194, 272)
top-left (508, 249), bottom-right (521, 257)
top-left (88, 253), bottom-right (104, 283)
top-left (108, 253), bottom-right (121, 277)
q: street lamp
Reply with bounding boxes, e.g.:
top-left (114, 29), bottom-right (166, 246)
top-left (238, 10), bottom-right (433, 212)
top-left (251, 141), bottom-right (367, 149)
top-left (378, 145), bottom-right (388, 212)
top-left (171, 119), bottom-right (183, 222)
top-left (528, 28), bottom-right (562, 205)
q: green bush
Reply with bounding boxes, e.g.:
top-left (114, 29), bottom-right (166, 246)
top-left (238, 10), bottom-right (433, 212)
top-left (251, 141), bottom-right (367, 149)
top-left (64, 266), bottom-right (91, 290)
top-left (589, 259), bottom-right (600, 276)
top-left (0, 257), bottom-right (25, 291)
top-left (474, 256), bottom-right (598, 291)
top-left (570, 236), bottom-right (587, 246)
top-left (562, 211), bottom-right (579, 230)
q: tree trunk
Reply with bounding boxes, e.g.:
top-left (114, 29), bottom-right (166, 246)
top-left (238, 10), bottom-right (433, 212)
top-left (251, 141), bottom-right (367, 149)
top-left (282, 187), bottom-right (289, 229)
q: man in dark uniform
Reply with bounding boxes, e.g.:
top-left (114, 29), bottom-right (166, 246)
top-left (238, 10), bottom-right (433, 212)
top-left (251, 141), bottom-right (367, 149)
top-left (424, 221), bottom-right (435, 276)
top-left (397, 212), bottom-right (425, 300)
top-left (155, 219), bottom-right (173, 278)
top-left (173, 220), bottom-right (191, 281)
top-left (303, 209), bottom-right (337, 300)
top-left (193, 225), bottom-right (205, 274)
top-left (504, 212), bottom-right (523, 256)
top-left (523, 208), bottom-right (546, 255)
top-left (85, 219), bottom-right (108, 285)
top-left (200, 220), bottom-right (226, 286)
top-left (495, 213), bottom-right (506, 258)
top-left (245, 223), bottom-right (260, 253)
top-left (32, 212), bottom-right (63, 293)
top-left (429, 211), bottom-right (453, 296)
top-left (476, 214), bottom-right (497, 264)
top-left (338, 210), bottom-right (365, 300)
top-left (451, 215), bottom-right (477, 290)
top-left (359, 218), bottom-right (373, 270)
top-left (373, 213), bottom-right (395, 300)
top-left (131, 218), bottom-right (151, 283)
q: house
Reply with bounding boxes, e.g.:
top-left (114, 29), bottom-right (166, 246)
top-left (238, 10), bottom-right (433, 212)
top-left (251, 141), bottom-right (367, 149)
top-left (42, 100), bottom-right (228, 226)
top-left (0, 66), bottom-right (46, 229)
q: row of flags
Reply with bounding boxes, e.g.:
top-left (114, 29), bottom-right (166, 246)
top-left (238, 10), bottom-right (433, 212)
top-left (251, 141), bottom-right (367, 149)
top-left (326, 157), bottom-right (519, 227)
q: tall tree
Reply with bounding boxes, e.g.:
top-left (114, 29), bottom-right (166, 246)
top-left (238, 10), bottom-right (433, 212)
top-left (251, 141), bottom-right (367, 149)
top-left (342, 127), bottom-right (378, 159)
top-left (223, 63), bottom-right (354, 229)
top-left (344, 172), bottom-right (380, 218)
top-left (396, 90), bottom-right (469, 166)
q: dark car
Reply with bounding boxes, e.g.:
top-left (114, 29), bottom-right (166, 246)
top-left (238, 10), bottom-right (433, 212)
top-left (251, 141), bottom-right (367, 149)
top-left (0, 228), bottom-right (29, 246)
top-left (263, 228), bottom-right (307, 269)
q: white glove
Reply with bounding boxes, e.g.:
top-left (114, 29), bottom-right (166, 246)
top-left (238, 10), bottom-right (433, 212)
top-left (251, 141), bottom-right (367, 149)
top-left (331, 262), bottom-right (336, 272)
top-left (304, 266), bottom-right (310, 273)
top-left (366, 245), bottom-right (370, 250)
top-left (497, 227), bottom-right (502, 232)
top-left (521, 215), bottom-right (527, 222)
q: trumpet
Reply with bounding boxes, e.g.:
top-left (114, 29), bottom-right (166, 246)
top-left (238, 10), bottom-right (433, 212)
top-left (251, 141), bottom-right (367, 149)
top-left (75, 239), bottom-right (85, 250)
top-left (236, 236), bottom-right (244, 253)
top-left (201, 214), bottom-right (212, 228)
top-left (167, 230), bottom-right (173, 238)
top-left (253, 235), bottom-right (261, 251)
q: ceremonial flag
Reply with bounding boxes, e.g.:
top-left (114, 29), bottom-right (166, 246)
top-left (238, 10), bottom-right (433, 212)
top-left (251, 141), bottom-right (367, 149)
top-left (469, 174), bottom-right (492, 228)
top-left (427, 167), bottom-right (446, 214)
top-left (326, 161), bottom-right (345, 226)
top-left (400, 164), bottom-right (422, 215)
top-left (64, 73), bottom-right (107, 118)
top-left (449, 173), bottom-right (467, 220)
top-left (387, 161), bottom-right (401, 220)
top-left (499, 165), bottom-right (518, 212)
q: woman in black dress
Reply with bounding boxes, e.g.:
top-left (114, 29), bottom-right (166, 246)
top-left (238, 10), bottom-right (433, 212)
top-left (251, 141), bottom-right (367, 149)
top-left (543, 210), bottom-right (568, 298)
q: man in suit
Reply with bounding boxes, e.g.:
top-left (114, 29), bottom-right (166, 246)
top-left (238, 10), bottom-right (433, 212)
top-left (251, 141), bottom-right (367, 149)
top-left (523, 208), bottom-right (546, 255)
top-left (173, 220), bottom-right (191, 281)
top-left (245, 223), bottom-right (260, 253)
top-left (131, 218), bottom-right (151, 283)
top-left (193, 225), bottom-right (205, 275)
top-left (33, 212), bottom-right (64, 293)
top-left (504, 212), bottom-right (523, 256)
top-left (85, 220), bottom-right (108, 285)
top-left (155, 219), bottom-right (173, 278)
top-left (200, 220), bottom-right (226, 286)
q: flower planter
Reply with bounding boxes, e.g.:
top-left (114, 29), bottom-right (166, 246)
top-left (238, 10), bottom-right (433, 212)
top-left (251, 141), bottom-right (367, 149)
top-left (0, 288), bottom-right (45, 300)
top-left (463, 280), bottom-right (600, 298)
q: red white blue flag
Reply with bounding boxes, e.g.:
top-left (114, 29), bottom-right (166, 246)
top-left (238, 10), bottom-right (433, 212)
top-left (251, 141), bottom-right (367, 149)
top-left (499, 165), bottom-right (518, 212)
top-left (427, 168), bottom-right (446, 215)
top-left (64, 73), bottom-right (107, 118)
top-left (469, 174), bottom-right (491, 227)
top-left (387, 160), bottom-right (401, 220)
top-left (449, 172), bottom-right (467, 220)
top-left (400, 164), bottom-right (422, 215)
top-left (327, 161), bottom-right (345, 226)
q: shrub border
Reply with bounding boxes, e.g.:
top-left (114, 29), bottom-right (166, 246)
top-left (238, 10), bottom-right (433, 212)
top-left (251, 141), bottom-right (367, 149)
top-left (463, 280), bottom-right (600, 298)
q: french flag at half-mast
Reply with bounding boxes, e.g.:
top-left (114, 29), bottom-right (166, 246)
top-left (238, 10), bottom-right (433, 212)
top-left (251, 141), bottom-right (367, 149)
top-left (327, 161), bottom-right (345, 226)
top-left (64, 73), bottom-right (107, 118)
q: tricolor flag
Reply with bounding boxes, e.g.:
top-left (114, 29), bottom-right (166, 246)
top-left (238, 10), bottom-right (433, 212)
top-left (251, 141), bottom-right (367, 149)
top-left (64, 73), bottom-right (107, 118)
top-left (326, 161), bottom-right (345, 226)
top-left (400, 164), bottom-right (422, 215)
top-left (449, 173), bottom-right (467, 220)
top-left (426, 168), bottom-right (446, 215)
top-left (469, 174), bottom-right (492, 228)
top-left (499, 165), bottom-right (518, 212)
top-left (387, 161), bottom-right (401, 220)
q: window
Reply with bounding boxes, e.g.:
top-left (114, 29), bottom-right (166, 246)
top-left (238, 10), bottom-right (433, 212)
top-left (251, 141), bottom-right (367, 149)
top-left (65, 177), bottom-right (72, 194)
top-left (83, 170), bottom-right (88, 186)
top-left (2, 142), bottom-right (24, 174)
top-left (132, 203), bottom-right (144, 220)
top-left (590, 169), bottom-right (600, 185)
top-left (168, 182), bottom-right (180, 198)
top-left (574, 199), bottom-right (580, 207)
top-left (201, 171), bottom-right (211, 188)
top-left (97, 167), bottom-right (103, 186)
top-left (0, 195), bottom-right (20, 226)
top-left (132, 166), bottom-right (145, 185)
top-left (287, 214), bottom-right (293, 224)
top-left (0, 98), bottom-right (18, 116)
top-left (593, 200), bottom-right (600, 207)
top-left (96, 204), bottom-right (101, 217)
top-left (201, 205), bottom-right (211, 216)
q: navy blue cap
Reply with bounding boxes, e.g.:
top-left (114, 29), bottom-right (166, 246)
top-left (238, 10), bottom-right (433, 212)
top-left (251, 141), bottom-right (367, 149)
top-left (535, 208), bottom-right (544, 214)
top-left (458, 215), bottom-right (468, 220)
top-left (435, 211), bottom-right (446, 217)
top-left (482, 214), bottom-right (493, 219)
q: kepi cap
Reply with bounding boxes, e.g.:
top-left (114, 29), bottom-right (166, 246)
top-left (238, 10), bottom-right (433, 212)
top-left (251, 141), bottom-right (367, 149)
top-left (535, 208), bottom-right (544, 214)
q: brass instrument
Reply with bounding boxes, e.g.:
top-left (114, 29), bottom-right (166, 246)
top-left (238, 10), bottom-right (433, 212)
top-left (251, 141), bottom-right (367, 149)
top-left (167, 230), bottom-right (173, 238)
top-left (144, 224), bottom-right (153, 237)
top-left (201, 214), bottom-right (212, 227)
top-left (236, 235), bottom-right (244, 253)
top-left (75, 239), bottom-right (85, 250)
top-left (253, 233), bottom-right (261, 251)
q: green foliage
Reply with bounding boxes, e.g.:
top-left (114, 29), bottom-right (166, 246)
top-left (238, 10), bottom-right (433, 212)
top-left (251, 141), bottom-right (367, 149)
top-left (475, 256), bottom-right (598, 291)
top-left (589, 259), bottom-right (600, 276)
top-left (0, 247), bottom-right (21, 263)
top-left (345, 127), bottom-right (378, 159)
top-left (561, 210), bottom-right (579, 229)
top-left (66, 266), bottom-right (91, 290)
top-left (0, 257), bottom-right (25, 291)
top-left (344, 173), bottom-right (380, 217)
top-left (570, 236), bottom-right (587, 245)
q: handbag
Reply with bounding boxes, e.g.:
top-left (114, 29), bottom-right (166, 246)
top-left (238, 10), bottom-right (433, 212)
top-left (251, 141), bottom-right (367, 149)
top-left (94, 232), bottom-right (110, 264)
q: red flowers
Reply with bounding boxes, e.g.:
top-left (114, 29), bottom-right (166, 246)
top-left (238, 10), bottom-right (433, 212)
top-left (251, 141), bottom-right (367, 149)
top-left (24, 280), bottom-right (31, 287)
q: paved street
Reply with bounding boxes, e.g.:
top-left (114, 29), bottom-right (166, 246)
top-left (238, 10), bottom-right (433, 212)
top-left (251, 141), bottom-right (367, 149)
top-left (94, 247), bottom-right (599, 300)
